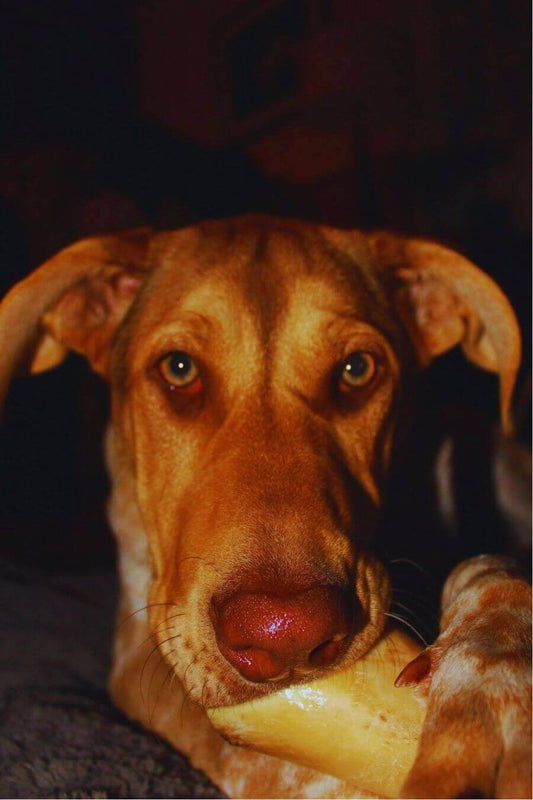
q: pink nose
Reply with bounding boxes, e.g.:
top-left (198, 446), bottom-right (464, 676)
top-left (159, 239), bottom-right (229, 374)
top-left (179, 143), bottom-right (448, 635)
top-left (212, 584), bottom-right (355, 682)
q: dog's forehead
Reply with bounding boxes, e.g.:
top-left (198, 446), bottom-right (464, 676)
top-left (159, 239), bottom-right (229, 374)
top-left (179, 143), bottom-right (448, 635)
top-left (116, 217), bottom-right (400, 385)
top-left (141, 216), bottom-right (390, 321)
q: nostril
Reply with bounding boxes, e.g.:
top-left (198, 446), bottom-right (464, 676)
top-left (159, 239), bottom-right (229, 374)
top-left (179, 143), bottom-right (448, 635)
top-left (309, 632), bottom-right (350, 668)
top-left (218, 643), bottom-right (289, 683)
top-left (265, 669), bottom-right (291, 683)
top-left (330, 632), bottom-right (348, 642)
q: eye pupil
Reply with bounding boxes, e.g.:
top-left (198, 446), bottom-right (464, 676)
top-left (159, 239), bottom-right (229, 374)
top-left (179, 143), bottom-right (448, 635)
top-left (341, 351), bottom-right (376, 389)
top-left (169, 352), bottom-right (191, 377)
top-left (345, 352), bottom-right (368, 377)
top-left (159, 351), bottom-right (199, 389)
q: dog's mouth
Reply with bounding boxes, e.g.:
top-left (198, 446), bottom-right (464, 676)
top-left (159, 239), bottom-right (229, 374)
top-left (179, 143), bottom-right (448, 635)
top-left (151, 612), bottom-right (388, 711)
top-left (205, 613), bottom-right (388, 709)
top-left (151, 554), bottom-right (391, 710)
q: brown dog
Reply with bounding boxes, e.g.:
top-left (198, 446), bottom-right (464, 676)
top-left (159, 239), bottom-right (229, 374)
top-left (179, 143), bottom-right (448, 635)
top-left (0, 216), bottom-right (530, 798)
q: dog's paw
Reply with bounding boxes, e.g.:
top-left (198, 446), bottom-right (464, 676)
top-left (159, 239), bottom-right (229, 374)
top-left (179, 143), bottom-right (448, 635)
top-left (396, 638), bottom-right (532, 799)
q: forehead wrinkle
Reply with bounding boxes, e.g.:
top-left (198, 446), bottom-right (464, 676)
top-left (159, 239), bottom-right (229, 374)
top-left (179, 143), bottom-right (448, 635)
top-left (132, 313), bottom-right (212, 363)
top-left (315, 228), bottom-right (397, 329)
top-left (242, 227), bottom-right (280, 342)
top-left (239, 224), bottom-right (327, 404)
top-left (269, 275), bottom-right (373, 393)
top-left (112, 269), bottom-right (261, 394)
top-left (111, 216), bottom-right (400, 397)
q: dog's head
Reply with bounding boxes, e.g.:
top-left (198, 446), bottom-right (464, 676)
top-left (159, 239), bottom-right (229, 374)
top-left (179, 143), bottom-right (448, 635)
top-left (0, 216), bottom-right (520, 706)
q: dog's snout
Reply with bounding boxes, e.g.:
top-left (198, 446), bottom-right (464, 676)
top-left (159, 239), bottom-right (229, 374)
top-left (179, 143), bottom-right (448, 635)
top-left (212, 584), bottom-right (355, 683)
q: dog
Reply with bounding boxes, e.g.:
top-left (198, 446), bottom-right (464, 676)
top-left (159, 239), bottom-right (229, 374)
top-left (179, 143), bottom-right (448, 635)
top-left (0, 216), bottom-right (530, 798)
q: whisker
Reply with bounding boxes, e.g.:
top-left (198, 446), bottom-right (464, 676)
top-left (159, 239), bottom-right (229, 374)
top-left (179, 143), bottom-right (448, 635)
top-left (180, 658), bottom-right (196, 727)
top-left (152, 623), bottom-right (180, 638)
top-left (389, 557), bottom-right (425, 570)
top-left (153, 614), bottom-right (185, 635)
top-left (157, 634), bottom-right (183, 652)
top-left (142, 629), bottom-right (185, 711)
top-left (379, 626), bottom-right (401, 670)
top-left (137, 631), bottom-right (158, 652)
top-left (162, 612), bottom-right (188, 623)
top-left (149, 661), bottom-right (174, 726)
top-left (169, 661), bottom-right (180, 696)
top-left (179, 646), bottom-right (206, 727)
top-left (148, 649), bottom-right (182, 725)
top-left (388, 559), bottom-right (438, 591)
top-left (126, 610), bottom-right (188, 656)
top-left (182, 653), bottom-right (198, 693)
top-left (140, 639), bottom-right (164, 706)
top-left (136, 623), bottom-right (182, 653)
top-left (385, 611), bottom-right (428, 646)
top-left (117, 602), bottom-right (182, 630)
top-left (147, 652), bottom-right (167, 721)
top-left (157, 657), bottom-right (181, 714)
top-left (391, 600), bottom-right (436, 636)
top-left (392, 587), bottom-right (430, 602)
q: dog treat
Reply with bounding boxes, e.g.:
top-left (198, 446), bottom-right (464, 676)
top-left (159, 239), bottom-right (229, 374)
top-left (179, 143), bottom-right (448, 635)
top-left (208, 628), bottom-right (426, 799)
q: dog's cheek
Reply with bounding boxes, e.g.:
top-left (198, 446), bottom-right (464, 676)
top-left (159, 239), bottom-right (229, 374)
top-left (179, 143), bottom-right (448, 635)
top-left (124, 400), bottom-right (204, 551)
top-left (335, 389), bottom-right (398, 506)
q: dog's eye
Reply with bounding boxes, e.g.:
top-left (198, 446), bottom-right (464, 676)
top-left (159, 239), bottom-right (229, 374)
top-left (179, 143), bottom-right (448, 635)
top-left (341, 351), bottom-right (376, 388)
top-left (159, 351), bottom-right (200, 388)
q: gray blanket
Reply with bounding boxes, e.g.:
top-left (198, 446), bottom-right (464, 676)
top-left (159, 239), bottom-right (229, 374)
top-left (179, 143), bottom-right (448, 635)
top-left (0, 559), bottom-right (222, 799)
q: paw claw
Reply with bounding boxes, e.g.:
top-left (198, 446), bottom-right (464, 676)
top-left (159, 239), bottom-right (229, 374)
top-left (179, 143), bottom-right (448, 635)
top-left (395, 644), bottom-right (445, 695)
top-left (395, 649), bottom-right (432, 688)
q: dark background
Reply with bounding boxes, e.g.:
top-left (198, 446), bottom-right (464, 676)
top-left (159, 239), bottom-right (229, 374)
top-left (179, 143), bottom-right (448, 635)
top-left (0, 0), bottom-right (530, 571)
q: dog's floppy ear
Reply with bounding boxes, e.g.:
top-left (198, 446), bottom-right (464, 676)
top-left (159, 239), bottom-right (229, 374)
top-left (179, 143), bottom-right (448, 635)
top-left (0, 227), bottom-right (153, 414)
top-left (368, 232), bottom-right (521, 436)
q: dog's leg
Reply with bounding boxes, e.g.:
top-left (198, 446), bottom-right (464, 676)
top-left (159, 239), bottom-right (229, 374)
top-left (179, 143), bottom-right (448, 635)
top-left (399, 554), bottom-right (531, 798)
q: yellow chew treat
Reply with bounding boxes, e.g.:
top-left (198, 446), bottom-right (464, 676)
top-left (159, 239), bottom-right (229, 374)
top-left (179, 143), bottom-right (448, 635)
top-left (208, 629), bottom-right (426, 799)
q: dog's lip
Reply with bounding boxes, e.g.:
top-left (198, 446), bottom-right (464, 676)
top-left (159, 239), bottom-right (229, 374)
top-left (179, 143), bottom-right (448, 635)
top-left (202, 639), bottom-right (359, 709)
top-left (199, 610), bottom-right (388, 711)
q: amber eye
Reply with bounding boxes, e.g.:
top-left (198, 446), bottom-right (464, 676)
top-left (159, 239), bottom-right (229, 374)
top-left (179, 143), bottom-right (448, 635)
top-left (341, 351), bottom-right (376, 388)
top-left (159, 351), bottom-right (200, 388)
